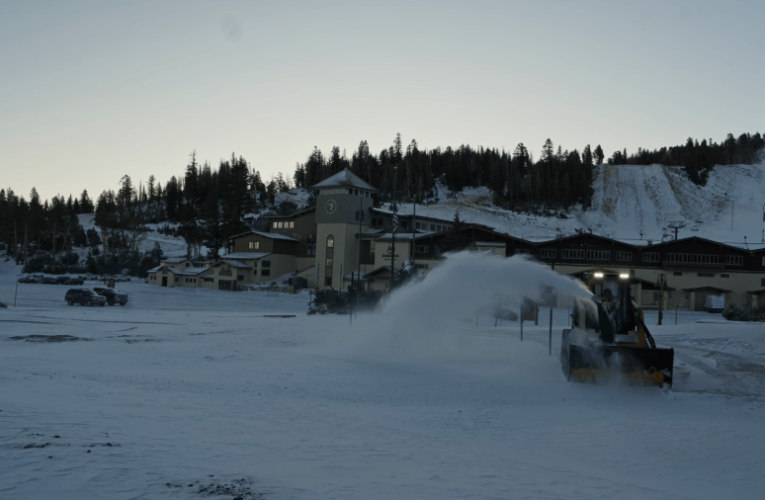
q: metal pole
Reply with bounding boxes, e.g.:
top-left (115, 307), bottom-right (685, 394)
top-left (14, 280), bottom-right (19, 308)
top-left (350, 272), bottom-right (353, 326)
top-left (520, 305), bottom-right (524, 341)
top-left (389, 167), bottom-right (397, 293)
top-left (675, 305), bottom-right (678, 326)
top-left (357, 194), bottom-right (363, 319)
top-left (548, 307), bottom-right (553, 355)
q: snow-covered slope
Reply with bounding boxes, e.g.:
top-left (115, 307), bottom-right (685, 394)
top-left (393, 163), bottom-right (765, 247)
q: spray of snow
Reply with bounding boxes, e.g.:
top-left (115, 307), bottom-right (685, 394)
top-left (354, 251), bottom-right (592, 360)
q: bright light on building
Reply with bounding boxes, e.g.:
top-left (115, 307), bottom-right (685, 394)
top-left (593, 272), bottom-right (604, 279)
top-left (619, 273), bottom-right (630, 279)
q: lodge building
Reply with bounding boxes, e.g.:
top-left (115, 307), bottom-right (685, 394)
top-left (146, 169), bottom-right (765, 311)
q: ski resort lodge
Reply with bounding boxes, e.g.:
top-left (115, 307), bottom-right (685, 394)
top-left (147, 169), bottom-right (765, 311)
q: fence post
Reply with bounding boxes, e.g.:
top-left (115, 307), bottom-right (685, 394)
top-left (548, 307), bottom-right (553, 355)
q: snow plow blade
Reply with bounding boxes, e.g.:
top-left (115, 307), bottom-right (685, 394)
top-left (564, 343), bottom-right (674, 388)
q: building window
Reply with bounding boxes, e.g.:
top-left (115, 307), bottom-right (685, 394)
top-left (416, 222), bottom-right (421, 230)
top-left (415, 245), bottom-right (428, 253)
top-left (697, 273), bottom-right (715, 278)
top-left (175, 277), bottom-right (179, 282)
top-left (562, 249), bottom-right (585, 259)
top-left (325, 235), bottom-right (334, 287)
top-left (673, 272), bottom-right (683, 276)
top-left (262, 269), bottom-right (270, 276)
top-left (667, 253), bottom-right (719, 264)
top-left (248, 241), bottom-right (259, 250)
top-left (726, 255), bottom-right (743, 266)
top-left (540, 249), bottom-right (556, 259)
top-left (587, 250), bottom-right (611, 260)
top-left (272, 222), bottom-right (278, 229)
top-left (643, 252), bottom-right (659, 263)
top-left (515, 249), bottom-right (531, 255)
top-left (430, 224), bottom-right (435, 231)
top-left (616, 251), bottom-right (632, 262)
top-left (277, 221), bottom-right (284, 229)
top-left (238, 275), bottom-right (244, 281)
top-left (262, 260), bottom-right (271, 268)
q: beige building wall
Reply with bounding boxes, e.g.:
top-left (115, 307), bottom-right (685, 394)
top-left (553, 263), bottom-right (764, 311)
top-left (317, 222), bottom-right (366, 289)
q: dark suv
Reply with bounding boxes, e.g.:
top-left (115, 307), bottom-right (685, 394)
top-left (93, 287), bottom-right (129, 306)
top-left (65, 288), bottom-right (107, 307)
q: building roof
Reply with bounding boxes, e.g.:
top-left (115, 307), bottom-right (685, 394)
top-left (221, 252), bottom-right (272, 260)
top-left (228, 230), bottom-right (298, 242)
top-left (221, 259), bottom-right (252, 269)
top-left (312, 168), bottom-right (378, 192)
top-left (162, 257), bottom-right (191, 263)
top-left (476, 241), bottom-right (506, 247)
top-left (178, 267), bottom-right (211, 276)
top-left (264, 206), bottom-right (316, 219)
top-left (681, 286), bottom-right (732, 293)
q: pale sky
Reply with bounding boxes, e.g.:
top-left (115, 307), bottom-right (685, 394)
top-left (2, 0), bottom-right (764, 202)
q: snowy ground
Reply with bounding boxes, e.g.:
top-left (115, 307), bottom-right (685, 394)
top-left (1, 255), bottom-right (765, 500)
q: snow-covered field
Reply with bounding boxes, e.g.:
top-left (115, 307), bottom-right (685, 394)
top-left (1, 254), bottom-right (764, 500)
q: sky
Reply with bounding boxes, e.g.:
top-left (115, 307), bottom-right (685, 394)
top-left (2, 0), bottom-right (764, 202)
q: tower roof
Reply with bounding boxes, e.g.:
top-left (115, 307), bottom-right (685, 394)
top-left (312, 168), bottom-right (378, 192)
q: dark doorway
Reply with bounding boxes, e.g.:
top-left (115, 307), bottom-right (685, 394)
top-left (161, 276), bottom-right (167, 287)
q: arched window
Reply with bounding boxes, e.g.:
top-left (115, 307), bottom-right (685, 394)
top-left (325, 235), bottom-right (334, 287)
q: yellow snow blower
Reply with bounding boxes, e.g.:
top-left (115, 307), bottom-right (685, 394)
top-left (560, 274), bottom-right (674, 387)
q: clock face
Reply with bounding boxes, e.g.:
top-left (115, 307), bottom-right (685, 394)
top-left (325, 199), bottom-right (337, 214)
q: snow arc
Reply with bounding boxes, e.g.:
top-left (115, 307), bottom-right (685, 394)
top-left (370, 251), bottom-right (593, 357)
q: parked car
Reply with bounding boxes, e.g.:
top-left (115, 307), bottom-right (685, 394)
top-left (67, 277), bottom-right (85, 286)
top-left (54, 276), bottom-right (71, 285)
top-left (65, 288), bottom-right (107, 307)
top-left (40, 276), bottom-right (57, 285)
top-left (18, 275), bottom-right (39, 284)
top-left (93, 287), bottom-right (129, 306)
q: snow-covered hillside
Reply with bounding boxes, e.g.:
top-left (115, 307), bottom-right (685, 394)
top-left (391, 163), bottom-right (765, 247)
top-left (57, 162), bottom-right (765, 265)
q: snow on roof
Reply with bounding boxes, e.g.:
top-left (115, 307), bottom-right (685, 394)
top-left (221, 252), bottom-right (272, 260)
top-left (253, 231), bottom-right (298, 241)
top-left (147, 266), bottom-right (163, 273)
top-left (221, 260), bottom-right (252, 269)
top-left (229, 231), bottom-right (298, 242)
top-left (162, 257), bottom-right (190, 263)
top-left (178, 267), bottom-right (211, 275)
top-left (312, 168), bottom-right (378, 191)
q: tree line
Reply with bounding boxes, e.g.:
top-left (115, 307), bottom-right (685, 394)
top-left (1, 132), bottom-right (762, 274)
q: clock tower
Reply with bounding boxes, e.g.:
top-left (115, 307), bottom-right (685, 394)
top-left (312, 169), bottom-right (377, 288)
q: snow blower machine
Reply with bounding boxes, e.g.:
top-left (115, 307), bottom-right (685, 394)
top-left (560, 273), bottom-right (674, 388)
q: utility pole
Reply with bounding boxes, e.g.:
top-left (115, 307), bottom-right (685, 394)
top-left (356, 194), bottom-right (363, 319)
top-left (657, 273), bottom-right (666, 325)
top-left (389, 166), bottom-right (398, 293)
